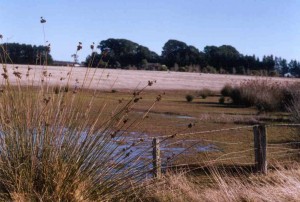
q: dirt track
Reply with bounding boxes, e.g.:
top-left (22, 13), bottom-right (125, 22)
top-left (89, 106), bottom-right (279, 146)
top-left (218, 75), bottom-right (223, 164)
top-left (1, 64), bottom-right (298, 91)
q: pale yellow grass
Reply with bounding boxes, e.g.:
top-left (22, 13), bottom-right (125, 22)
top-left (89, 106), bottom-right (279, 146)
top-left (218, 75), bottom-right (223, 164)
top-left (1, 64), bottom-right (298, 91)
top-left (139, 164), bottom-right (300, 202)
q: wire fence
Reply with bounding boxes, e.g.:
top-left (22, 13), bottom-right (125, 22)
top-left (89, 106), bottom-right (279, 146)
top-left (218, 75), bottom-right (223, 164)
top-left (118, 123), bottom-right (300, 177)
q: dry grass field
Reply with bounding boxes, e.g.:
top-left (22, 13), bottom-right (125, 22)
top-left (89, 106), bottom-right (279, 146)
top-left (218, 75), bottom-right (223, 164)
top-left (1, 64), bottom-right (299, 91)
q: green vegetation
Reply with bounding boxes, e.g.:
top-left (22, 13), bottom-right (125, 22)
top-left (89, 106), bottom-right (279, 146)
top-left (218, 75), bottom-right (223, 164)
top-left (0, 43), bottom-right (53, 65)
top-left (3, 39), bottom-right (300, 77)
top-left (84, 39), bottom-right (300, 77)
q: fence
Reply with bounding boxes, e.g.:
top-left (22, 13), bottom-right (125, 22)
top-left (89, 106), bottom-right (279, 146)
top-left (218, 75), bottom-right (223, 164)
top-left (148, 123), bottom-right (300, 178)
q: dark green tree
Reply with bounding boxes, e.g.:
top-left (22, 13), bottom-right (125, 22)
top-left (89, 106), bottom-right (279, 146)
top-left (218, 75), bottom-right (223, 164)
top-left (162, 40), bottom-right (205, 68)
top-left (94, 38), bottom-right (159, 68)
top-left (0, 43), bottom-right (53, 65)
top-left (289, 60), bottom-right (300, 77)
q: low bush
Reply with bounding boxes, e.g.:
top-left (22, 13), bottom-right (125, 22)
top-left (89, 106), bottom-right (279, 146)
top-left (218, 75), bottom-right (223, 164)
top-left (222, 80), bottom-right (300, 112)
top-left (198, 88), bottom-right (214, 99)
top-left (186, 94), bottom-right (194, 102)
top-left (219, 96), bottom-right (225, 104)
top-left (202, 66), bottom-right (217, 74)
top-left (220, 84), bottom-right (233, 97)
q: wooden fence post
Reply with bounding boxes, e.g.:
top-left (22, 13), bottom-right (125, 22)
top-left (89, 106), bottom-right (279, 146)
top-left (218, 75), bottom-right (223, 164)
top-left (253, 124), bottom-right (267, 174)
top-left (152, 138), bottom-right (161, 178)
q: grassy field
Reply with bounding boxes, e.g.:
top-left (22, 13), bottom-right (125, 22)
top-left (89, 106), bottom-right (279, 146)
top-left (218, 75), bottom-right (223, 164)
top-left (69, 89), bottom-right (298, 167)
top-left (95, 91), bottom-right (295, 164)
top-left (0, 63), bottom-right (299, 201)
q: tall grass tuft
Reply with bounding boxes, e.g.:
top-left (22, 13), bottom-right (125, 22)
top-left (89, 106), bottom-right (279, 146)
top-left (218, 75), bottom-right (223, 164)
top-left (137, 163), bottom-right (300, 201)
top-left (0, 38), bottom-right (159, 200)
top-left (221, 80), bottom-right (300, 112)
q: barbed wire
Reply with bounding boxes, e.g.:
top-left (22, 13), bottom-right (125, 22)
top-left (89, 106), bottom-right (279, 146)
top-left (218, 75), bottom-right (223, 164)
top-left (268, 141), bottom-right (300, 146)
top-left (125, 123), bottom-right (300, 142)
top-left (266, 123), bottom-right (300, 127)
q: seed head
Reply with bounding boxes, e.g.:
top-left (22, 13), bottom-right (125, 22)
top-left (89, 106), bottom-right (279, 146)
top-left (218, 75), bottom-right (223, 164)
top-left (40, 17), bottom-right (46, 23)
top-left (42, 71), bottom-right (47, 77)
top-left (13, 71), bottom-right (22, 79)
top-left (90, 42), bottom-right (95, 50)
top-left (123, 118), bottom-right (128, 124)
top-left (77, 42), bottom-right (82, 51)
top-left (156, 94), bottom-right (162, 101)
top-left (1, 73), bottom-right (8, 79)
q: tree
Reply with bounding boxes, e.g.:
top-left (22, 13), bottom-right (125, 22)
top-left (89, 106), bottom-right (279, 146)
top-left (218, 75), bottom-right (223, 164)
top-left (261, 55), bottom-right (275, 72)
top-left (0, 43), bottom-right (53, 65)
top-left (162, 40), bottom-right (205, 68)
top-left (289, 60), bottom-right (300, 77)
top-left (274, 57), bottom-right (289, 75)
top-left (162, 40), bottom-right (188, 67)
top-left (204, 45), bottom-right (241, 72)
top-left (84, 39), bottom-right (160, 68)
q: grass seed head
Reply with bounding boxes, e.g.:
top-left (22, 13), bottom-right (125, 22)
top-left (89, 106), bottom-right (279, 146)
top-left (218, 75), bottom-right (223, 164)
top-left (40, 16), bottom-right (46, 23)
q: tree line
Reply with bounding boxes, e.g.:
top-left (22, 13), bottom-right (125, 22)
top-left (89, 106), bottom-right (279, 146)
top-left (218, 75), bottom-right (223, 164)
top-left (1, 41), bottom-right (299, 77)
top-left (85, 39), bottom-right (300, 77)
top-left (0, 43), bottom-right (53, 65)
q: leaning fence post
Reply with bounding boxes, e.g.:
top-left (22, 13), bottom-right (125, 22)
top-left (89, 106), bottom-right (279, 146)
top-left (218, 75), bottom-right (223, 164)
top-left (253, 124), bottom-right (267, 174)
top-left (152, 138), bottom-right (161, 178)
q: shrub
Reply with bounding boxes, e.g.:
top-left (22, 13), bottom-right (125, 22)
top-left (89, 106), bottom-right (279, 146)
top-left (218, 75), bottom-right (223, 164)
top-left (202, 66), bottom-right (217, 74)
top-left (269, 71), bottom-right (279, 77)
top-left (219, 96), bottom-right (225, 104)
top-left (178, 66), bottom-right (187, 72)
top-left (223, 80), bottom-right (299, 111)
top-left (198, 88), bottom-right (214, 99)
top-left (220, 84), bottom-right (233, 97)
top-left (186, 94), bottom-right (194, 102)
top-left (159, 65), bottom-right (168, 71)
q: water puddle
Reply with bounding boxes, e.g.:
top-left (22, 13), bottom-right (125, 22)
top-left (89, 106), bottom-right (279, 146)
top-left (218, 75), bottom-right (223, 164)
top-left (112, 131), bottom-right (219, 163)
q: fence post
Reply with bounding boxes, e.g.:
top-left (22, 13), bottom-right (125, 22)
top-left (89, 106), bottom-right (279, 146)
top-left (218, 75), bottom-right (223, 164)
top-left (253, 124), bottom-right (267, 174)
top-left (152, 138), bottom-right (161, 178)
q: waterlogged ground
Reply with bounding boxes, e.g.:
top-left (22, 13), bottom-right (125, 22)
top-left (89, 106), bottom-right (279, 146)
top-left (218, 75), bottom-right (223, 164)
top-left (1, 64), bottom-right (298, 167)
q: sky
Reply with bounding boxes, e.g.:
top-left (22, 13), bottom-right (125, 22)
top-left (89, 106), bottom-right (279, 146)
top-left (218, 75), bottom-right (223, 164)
top-left (1, 0), bottom-right (299, 62)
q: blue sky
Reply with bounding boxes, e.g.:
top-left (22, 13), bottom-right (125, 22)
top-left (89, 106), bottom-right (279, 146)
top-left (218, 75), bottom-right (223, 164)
top-left (1, 0), bottom-right (299, 62)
